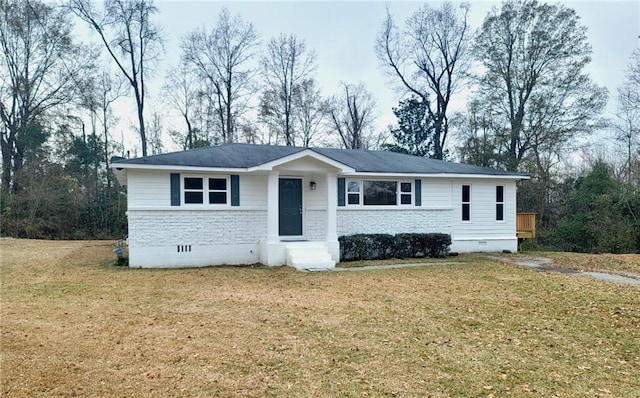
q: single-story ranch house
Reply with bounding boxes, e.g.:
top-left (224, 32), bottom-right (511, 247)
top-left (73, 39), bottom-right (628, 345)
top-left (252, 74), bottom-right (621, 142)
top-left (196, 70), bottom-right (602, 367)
top-left (111, 144), bottom-right (528, 269)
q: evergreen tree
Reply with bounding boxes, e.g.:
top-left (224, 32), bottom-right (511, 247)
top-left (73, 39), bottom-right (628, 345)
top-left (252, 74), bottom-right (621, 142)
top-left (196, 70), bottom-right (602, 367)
top-left (383, 98), bottom-right (437, 158)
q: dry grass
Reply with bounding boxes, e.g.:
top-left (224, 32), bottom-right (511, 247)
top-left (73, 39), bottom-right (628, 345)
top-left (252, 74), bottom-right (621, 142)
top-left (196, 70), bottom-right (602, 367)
top-left (1, 239), bottom-right (639, 397)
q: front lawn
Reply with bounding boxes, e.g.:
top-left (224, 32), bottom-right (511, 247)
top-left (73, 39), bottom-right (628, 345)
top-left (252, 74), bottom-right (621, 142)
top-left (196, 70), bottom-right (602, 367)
top-left (1, 239), bottom-right (638, 397)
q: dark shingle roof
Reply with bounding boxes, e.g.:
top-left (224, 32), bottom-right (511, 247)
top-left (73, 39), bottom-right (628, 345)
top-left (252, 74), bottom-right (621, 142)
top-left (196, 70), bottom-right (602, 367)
top-left (111, 143), bottom-right (526, 177)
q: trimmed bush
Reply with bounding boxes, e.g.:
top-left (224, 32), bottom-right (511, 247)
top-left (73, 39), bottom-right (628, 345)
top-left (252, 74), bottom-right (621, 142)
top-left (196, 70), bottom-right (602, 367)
top-left (339, 233), bottom-right (451, 261)
top-left (339, 234), bottom-right (394, 261)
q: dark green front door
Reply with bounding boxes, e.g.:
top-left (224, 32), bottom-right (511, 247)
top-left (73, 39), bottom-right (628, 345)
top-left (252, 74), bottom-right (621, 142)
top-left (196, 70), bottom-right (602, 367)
top-left (279, 178), bottom-right (302, 236)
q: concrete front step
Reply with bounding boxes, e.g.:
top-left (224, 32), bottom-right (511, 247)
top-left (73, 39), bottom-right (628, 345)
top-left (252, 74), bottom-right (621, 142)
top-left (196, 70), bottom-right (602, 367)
top-left (285, 242), bottom-right (336, 271)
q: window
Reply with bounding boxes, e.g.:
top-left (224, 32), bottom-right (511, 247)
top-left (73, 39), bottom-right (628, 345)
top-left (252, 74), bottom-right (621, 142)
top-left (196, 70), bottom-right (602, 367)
top-left (347, 181), bottom-right (360, 205)
top-left (400, 182), bottom-right (412, 205)
top-left (462, 185), bottom-right (471, 221)
top-left (346, 180), bottom-right (414, 206)
top-left (209, 178), bottom-right (227, 204)
top-left (496, 185), bottom-right (504, 221)
top-left (364, 181), bottom-right (397, 205)
top-left (184, 177), bottom-right (204, 204)
top-left (183, 176), bottom-right (228, 205)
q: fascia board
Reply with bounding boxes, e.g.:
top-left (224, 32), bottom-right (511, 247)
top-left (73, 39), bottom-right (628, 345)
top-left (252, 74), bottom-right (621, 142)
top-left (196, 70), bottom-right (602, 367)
top-left (342, 172), bottom-right (530, 180)
top-left (109, 163), bottom-right (248, 174)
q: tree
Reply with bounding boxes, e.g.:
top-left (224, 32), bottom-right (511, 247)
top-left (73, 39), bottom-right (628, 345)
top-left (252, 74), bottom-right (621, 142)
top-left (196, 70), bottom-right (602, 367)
top-left (328, 83), bottom-right (377, 150)
top-left (147, 111), bottom-right (163, 155)
top-left (382, 98), bottom-right (434, 157)
top-left (181, 8), bottom-right (258, 144)
top-left (376, 2), bottom-right (470, 159)
top-left (162, 61), bottom-right (212, 150)
top-left (553, 162), bottom-right (637, 253)
top-left (0, 0), bottom-right (94, 191)
top-left (259, 34), bottom-right (316, 146)
top-left (473, 0), bottom-right (607, 172)
top-left (81, 70), bottom-right (126, 189)
top-left (295, 79), bottom-right (327, 147)
top-left (614, 49), bottom-right (640, 184)
top-left (68, 0), bottom-right (164, 157)
top-left (455, 100), bottom-right (503, 168)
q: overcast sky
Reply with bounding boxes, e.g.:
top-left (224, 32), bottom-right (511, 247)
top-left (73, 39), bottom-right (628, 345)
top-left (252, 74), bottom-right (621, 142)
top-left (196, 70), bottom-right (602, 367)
top-left (113, 0), bottom-right (640, 152)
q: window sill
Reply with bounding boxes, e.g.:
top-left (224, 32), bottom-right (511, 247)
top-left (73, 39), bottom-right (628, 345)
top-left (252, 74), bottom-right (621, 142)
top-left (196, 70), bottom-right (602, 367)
top-left (339, 206), bottom-right (453, 211)
top-left (127, 206), bottom-right (267, 211)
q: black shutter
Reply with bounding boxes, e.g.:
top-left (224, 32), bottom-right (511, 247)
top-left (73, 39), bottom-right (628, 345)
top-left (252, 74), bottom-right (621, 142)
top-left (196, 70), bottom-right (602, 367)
top-left (414, 179), bottom-right (422, 206)
top-left (230, 175), bottom-right (240, 206)
top-left (170, 173), bottom-right (180, 206)
top-left (337, 177), bottom-right (345, 207)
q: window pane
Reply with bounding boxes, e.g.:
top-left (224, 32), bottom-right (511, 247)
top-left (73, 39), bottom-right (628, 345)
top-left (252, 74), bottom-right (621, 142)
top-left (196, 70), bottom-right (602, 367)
top-left (348, 193), bottom-right (360, 205)
top-left (462, 185), bottom-right (470, 203)
top-left (364, 181), bottom-right (397, 205)
top-left (400, 194), bottom-right (412, 204)
top-left (348, 181), bottom-right (360, 193)
top-left (400, 182), bottom-right (412, 193)
top-left (209, 192), bottom-right (227, 204)
top-left (184, 177), bottom-right (203, 190)
top-left (462, 203), bottom-right (470, 221)
top-left (185, 191), bottom-right (203, 204)
top-left (496, 203), bottom-right (504, 221)
top-left (209, 178), bottom-right (227, 191)
top-left (496, 186), bottom-right (504, 203)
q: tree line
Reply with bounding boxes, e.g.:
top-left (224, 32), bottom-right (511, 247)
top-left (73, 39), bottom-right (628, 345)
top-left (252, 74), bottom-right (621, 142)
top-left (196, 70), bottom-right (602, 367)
top-left (1, 0), bottom-right (638, 252)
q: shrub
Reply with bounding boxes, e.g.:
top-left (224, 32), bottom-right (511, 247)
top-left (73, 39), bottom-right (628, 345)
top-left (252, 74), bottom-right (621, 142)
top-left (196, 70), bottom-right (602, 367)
top-left (339, 233), bottom-right (451, 261)
top-left (339, 234), bottom-right (394, 261)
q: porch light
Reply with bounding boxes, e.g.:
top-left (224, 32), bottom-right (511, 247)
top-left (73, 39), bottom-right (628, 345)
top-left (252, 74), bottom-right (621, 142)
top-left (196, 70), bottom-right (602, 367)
top-left (309, 181), bottom-right (317, 191)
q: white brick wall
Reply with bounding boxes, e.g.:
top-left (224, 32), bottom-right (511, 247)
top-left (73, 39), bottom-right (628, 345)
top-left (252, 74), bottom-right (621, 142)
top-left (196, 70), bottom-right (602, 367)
top-left (337, 208), bottom-right (453, 237)
top-left (304, 209), bottom-right (326, 240)
top-left (128, 210), bottom-right (267, 246)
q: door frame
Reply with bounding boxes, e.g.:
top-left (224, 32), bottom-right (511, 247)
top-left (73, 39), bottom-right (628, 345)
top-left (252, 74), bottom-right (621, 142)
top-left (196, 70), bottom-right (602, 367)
top-left (278, 177), bottom-right (304, 237)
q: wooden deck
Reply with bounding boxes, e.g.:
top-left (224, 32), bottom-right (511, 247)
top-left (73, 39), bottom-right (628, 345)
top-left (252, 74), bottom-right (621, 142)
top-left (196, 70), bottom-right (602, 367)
top-left (516, 213), bottom-right (536, 239)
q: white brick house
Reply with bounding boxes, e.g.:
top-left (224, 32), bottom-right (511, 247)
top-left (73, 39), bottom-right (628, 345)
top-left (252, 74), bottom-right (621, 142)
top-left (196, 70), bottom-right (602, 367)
top-left (111, 144), bottom-right (528, 269)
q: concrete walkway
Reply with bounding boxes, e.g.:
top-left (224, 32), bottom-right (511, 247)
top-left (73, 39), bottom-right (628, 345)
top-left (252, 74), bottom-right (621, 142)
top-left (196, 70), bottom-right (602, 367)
top-left (488, 256), bottom-right (640, 286)
top-left (331, 261), bottom-right (460, 272)
top-left (326, 256), bottom-right (640, 286)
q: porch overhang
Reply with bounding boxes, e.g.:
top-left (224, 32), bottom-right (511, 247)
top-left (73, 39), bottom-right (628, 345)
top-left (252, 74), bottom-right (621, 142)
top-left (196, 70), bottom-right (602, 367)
top-left (248, 149), bottom-right (355, 173)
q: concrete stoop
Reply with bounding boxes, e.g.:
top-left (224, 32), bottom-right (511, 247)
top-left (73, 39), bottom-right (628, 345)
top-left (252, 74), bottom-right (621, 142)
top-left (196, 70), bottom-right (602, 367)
top-left (285, 241), bottom-right (336, 271)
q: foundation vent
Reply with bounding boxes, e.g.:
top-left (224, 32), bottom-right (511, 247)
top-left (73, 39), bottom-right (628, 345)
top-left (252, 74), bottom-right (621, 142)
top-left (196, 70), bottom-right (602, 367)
top-left (177, 245), bottom-right (192, 253)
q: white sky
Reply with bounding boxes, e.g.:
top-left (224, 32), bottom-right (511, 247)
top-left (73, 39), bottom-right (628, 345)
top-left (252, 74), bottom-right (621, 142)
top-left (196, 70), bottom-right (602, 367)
top-left (104, 0), bottom-right (640, 153)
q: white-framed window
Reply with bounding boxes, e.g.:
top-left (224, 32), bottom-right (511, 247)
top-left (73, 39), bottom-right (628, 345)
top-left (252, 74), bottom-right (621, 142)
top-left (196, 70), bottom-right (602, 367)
top-left (346, 179), bottom-right (413, 206)
top-left (399, 181), bottom-right (413, 205)
top-left (496, 185), bottom-right (504, 221)
top-left (462, 184), bottom-right (471, 221)
top-left (183, 176), bottom-right (229, 205)
top-left (347, 180), bottom-right (361, 205)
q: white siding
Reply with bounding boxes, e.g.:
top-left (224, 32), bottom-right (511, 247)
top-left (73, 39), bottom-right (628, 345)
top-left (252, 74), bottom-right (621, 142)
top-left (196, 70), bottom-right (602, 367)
top-left (127, 170), bottom-right (267, 209)
top-left (422, 178), bottom-right (452, 208)
top-left (303, 174), bottom-right (328, 209)
top-left (450, 179), bottom-right (516, 238)
top-left (449, 179), bottom-right (517, 252)
top-left (276, 157), bottom-right (340, 173)
top-left (127, 170), bottom-right (171, 207)
top-left (239, 174), bottom-right (267, 207)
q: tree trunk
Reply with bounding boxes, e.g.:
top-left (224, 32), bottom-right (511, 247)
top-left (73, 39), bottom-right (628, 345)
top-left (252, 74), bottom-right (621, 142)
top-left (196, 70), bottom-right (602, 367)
top-left (1, 134), bottom-right (13, 191)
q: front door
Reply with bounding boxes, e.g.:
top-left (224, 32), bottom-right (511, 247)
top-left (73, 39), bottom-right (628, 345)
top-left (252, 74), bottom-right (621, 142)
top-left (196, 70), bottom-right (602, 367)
top-left (279, 178), bottom-right (303, 236)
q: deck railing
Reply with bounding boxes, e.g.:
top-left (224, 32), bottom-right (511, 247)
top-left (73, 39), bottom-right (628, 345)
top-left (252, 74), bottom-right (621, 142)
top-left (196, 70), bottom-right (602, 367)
top-left (516, 213), bottom-right (536, 239)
